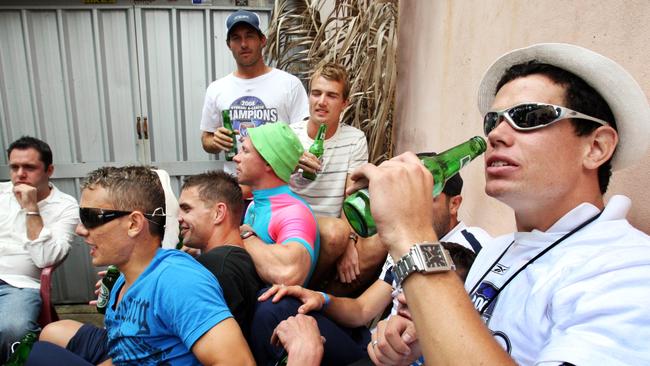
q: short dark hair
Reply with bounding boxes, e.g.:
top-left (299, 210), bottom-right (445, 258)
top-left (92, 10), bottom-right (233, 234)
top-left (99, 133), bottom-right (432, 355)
top-left (182, 170), bottom-right (243, 223)
top-left (441, 241), bottom-right (476, 282)
top-left (82, 166), bottom-right (166, 238)
top-left (415, 152), bottom-right (463, 196)
top-left (496, 61), bottom-right (616, 194)
top-left (7, 136), bottom-right (53, 170)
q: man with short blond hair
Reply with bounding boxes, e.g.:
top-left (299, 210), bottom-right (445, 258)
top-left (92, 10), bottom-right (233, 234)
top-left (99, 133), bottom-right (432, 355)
top-left (291, 62), bottom-right (367, 217)
top-left (288, 62), bottom-right (376, 294)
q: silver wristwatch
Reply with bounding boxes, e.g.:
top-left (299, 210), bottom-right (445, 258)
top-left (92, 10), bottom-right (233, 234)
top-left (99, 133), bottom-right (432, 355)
top-left (393, 242), bottom-right (455, 287)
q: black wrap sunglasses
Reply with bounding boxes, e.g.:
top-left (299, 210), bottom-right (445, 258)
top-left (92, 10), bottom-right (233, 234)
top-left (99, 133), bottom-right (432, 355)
top-left (79, 207), bottom-right (165, 229)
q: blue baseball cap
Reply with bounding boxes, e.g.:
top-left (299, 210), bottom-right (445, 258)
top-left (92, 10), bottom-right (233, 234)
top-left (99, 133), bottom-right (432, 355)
top-left (225, 9), bottom-right (263, 37)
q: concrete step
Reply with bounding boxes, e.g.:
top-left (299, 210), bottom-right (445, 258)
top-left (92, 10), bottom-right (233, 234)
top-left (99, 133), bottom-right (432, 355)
top-left (55, 304), bottom-right (104, 328)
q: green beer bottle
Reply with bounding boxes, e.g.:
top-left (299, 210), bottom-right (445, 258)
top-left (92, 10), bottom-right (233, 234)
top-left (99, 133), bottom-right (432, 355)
top-left (176, 223), bottom-right (184, 250)
top-left (97, 265), bottom-right (120, 314)
top-left (302, 123), bottom-right (327, 180)
top-left (222, 110), bottom-right (238, 161)
top-left (343, 136), bottom-right (487, 237)
top-left (5, 331), bottom-right (37, 366)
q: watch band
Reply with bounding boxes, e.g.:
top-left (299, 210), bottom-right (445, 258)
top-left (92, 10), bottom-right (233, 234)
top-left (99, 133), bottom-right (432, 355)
top-left (240, 230), bottom-right (257, 239)
top-left (393, 242), bottom-right (455, 287)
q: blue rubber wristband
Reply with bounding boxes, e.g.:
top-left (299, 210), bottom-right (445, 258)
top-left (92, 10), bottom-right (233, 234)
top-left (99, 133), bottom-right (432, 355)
top-left (318, 291), bottom-right (330, 309)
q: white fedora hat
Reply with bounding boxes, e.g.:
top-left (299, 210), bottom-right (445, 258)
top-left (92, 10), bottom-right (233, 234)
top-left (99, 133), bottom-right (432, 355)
top-left (477, 43), bottom-right (650, 171)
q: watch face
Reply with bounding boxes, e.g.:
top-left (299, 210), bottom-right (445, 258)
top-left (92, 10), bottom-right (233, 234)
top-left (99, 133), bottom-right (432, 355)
top-left (421, 244), bottom-right (447, 267)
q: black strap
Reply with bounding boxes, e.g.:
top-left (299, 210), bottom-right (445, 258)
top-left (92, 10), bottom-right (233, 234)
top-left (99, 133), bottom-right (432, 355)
top-left (470, 211), bottom-right (603, 315)
top-left (460, 229), bottom-right (483, 254)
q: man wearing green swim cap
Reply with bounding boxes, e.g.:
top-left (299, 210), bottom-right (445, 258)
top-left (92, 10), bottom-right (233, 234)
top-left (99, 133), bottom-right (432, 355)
top-left (234, 122), bottom-right (320, 287)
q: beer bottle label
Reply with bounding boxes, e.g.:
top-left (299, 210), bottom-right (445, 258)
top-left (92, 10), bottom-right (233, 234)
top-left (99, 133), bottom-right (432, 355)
top-left (97, 283), bottom-right (110, 309)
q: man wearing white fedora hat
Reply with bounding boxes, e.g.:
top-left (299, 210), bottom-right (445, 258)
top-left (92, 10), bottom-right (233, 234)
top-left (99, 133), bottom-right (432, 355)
top-left (357, 43), bottom-right (650, 365)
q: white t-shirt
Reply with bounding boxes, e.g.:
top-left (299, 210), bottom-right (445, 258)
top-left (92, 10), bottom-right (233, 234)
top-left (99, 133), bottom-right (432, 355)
top-left (289, 120), bottom-right (368, 217)
top-left (199, 68), bottom-right (309, 138)
top-left (465, 195), bottom-right (650, 366)
top-left (380, 222), bottom-right (490, 315)
top-left (0, 182), bottom-right (78, 288)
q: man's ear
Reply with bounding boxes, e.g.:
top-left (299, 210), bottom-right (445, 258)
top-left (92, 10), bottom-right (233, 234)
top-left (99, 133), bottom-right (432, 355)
top-left (213, 202), bottom-right (228, 225)
top-left (46, 164), bottom-right (54, 179)
top-left (127, 212), bottom-right (146, 238)
top-left (584, 125), bottom-right (618, 170)
top-left (448, 195), bottom-right (462, 217)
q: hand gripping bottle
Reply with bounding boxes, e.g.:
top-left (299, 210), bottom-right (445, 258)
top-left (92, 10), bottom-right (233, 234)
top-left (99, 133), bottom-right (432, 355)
top-left (343, 136), bottom-right (487, 237)
top-left (222, 110), bottom-right (238, 161)
top-left (302, 123), bottom-right (327, 180)
top-left (97, 265), bottom-right (120, 314)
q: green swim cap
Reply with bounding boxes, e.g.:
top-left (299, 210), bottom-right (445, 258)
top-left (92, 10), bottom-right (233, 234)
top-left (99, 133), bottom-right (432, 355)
top-left (247, 122), bottom-right (304, 183)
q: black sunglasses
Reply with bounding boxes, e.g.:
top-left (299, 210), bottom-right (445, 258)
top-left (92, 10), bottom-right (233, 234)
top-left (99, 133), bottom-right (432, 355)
top-left (79, 207), bottom-right (165, 229)
top-left (483, 102), bottom-right (609, 136)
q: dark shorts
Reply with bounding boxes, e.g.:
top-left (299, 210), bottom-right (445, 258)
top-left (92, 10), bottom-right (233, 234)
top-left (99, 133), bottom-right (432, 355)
top-left (66, 323), bottom-right (110, 364)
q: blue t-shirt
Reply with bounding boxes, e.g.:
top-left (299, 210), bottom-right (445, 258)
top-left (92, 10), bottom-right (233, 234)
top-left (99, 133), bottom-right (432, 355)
top-left (104, 249), bottom-right (232, 365)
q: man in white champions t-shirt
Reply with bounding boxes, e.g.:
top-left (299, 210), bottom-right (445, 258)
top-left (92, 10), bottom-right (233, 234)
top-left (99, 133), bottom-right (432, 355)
top-left (200, 9), bottom-right (308, 156)
top-left (363, 43), bottom-right (650, 366)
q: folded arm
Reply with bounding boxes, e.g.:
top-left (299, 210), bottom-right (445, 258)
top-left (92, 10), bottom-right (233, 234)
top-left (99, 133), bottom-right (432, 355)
top-left (244, 237), bottom-right (312, 286)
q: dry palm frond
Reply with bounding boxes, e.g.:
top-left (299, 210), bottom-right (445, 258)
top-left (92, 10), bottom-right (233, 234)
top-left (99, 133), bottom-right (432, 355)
top-left (265, 0), bottom-right (398, 164)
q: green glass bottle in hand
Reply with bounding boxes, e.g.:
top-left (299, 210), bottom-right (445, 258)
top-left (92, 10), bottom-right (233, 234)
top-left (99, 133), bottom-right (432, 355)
top-left (97, 265), bottom-right (120, 314)
top-left (343, 136), bottom-right (487, 238)
top-left (5, 331), bottom-right (37, 366)
top-left (222, 110), bottom-right (238, 161)
top-left (302, 123), bottom-right (327, 180)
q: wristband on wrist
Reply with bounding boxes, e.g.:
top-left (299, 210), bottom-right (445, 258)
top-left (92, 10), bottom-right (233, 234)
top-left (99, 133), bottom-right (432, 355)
top-left (25, 211), bottom-right (40, 216)
top-left (318, 291), bottom-right (331, 309)
top-left (240, 230), bottom-right (257, 240)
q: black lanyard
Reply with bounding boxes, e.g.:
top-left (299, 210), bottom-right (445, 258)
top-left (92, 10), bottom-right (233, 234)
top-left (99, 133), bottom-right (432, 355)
top-left (469, 211), bottom-right (603, 315)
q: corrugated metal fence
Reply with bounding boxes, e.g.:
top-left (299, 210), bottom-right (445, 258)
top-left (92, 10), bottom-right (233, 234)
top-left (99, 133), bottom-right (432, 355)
top-left (0, 1), bottom-right (271, 303)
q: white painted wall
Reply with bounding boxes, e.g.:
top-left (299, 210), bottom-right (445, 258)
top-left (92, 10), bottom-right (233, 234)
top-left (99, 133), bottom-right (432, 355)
top-left (395, 0), bottom-right (650, 236)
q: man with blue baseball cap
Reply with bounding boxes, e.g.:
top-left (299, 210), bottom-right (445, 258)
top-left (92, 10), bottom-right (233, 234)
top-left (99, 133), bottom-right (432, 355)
top-left (200, 9), bottom-right (309, 158)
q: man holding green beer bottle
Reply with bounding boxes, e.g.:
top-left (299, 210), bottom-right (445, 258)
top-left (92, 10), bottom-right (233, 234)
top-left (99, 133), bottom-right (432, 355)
top-left (288, 63), bottom-right (386, 294)
top-left (200, 9), bottom-right (308, 158)
top-left (26, 166), bottom-right (254, 365)
top-left (363, 44), bottom-right (650, 366)
top-left (290, 63), bottom-right (369, 218)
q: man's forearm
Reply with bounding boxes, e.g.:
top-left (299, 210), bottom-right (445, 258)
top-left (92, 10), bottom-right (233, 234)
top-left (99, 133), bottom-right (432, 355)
top-left (25, 213), bottom-right (45, 240)
top-left (325, 281), bottom-right (392, 327)
top-left (244, 238), bottom-right (310, 285)
top-left (324, 296), bottom-right (370, 328)
top-left (25, 210), bottom-right (77, 267)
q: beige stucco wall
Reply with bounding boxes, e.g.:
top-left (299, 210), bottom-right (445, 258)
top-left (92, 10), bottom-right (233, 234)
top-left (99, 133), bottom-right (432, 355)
top-left (395, 0), bottom-right (650, 237)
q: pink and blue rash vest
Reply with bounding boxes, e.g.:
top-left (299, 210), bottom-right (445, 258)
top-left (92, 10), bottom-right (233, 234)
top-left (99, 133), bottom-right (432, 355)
top-left (244, 185), bottom-right (320, 282)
